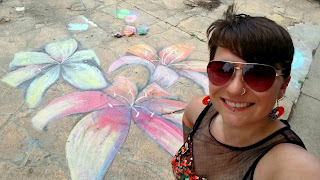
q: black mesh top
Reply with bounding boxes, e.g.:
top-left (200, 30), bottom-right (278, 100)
top-left (172, 103), bottom-right (306, 180)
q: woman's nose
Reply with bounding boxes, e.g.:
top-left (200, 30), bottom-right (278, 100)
top-left (226, 69), bottom-right (246, 95)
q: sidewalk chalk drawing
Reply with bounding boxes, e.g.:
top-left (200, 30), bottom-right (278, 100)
top-left (68, 16), bottom-right (97, 31)
top-left (20, 126), bottom-right (60, 153)
top-left (292, 50), bottom-right (304, 70)
top-left (1, 39), bottom-right (108, 108)
top-left (290, 49), bottom-right (306, 89)
top-left (32, 76), bottom-right (186, 180)
top-left (68, 24), bottom-right (89, 31)
top-left (2, 40), bottom-right (208, 180)
top-left (102, 8), bottom-right (139, 23)
top-left (109, 44), bottom-right (209, 94)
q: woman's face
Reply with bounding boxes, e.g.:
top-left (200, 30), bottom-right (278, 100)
top-left (209, 47), bottom-right (289, 127)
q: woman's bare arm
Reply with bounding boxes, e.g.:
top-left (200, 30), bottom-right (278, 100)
top-left (255, 143), bottom-right (320, 180)
top-left (182, 95), bottom-right (207, 141)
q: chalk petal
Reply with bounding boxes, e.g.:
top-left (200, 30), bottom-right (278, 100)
top-left (133, 108), bottom-right (183, 156)
top-left (172, 59), bottom-right (207, 72)
top-left (108, 56), bottom-right (156, 73)
top-left (150, 65), bottom-right (179, 89)
top-left (67, 108), bottom-right (130, 180)
top-left (106, 76), bottom-right (138, 106)
top-left (2, 64), bottom-right (47, 87)
top-left (178, 69), bottom-right (209, 94)
top-left (126, 44), bottom-right (157, 61)
top-left (10, 52), bottom-right (56, 67)
top-left (159, 45), bottom-right (191, 65)
top-left (26, 66), bottom-right (60, 108)
top-left (32, 91), bottom-right (119, 130)
top-left (45, 39), bottom-right (78, 62)
top-left (61, 63), bottom-right (107, 90)
top-left (64, 50), bottom-right (100, 66)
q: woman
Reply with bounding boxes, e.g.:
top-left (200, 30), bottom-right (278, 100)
top-left (172, 4), bottom-right (320, 180)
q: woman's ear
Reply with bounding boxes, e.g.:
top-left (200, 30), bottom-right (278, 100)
top-left (278, 76), bottom-right (291, 99)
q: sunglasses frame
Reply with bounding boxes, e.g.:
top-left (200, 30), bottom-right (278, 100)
top-left (207, 60), bottom-right (284, 91)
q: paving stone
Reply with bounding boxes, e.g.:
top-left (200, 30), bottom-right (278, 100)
top-left (7, 163), bottom-right (68, 180)
top-left (23, 23), bottom-right (71, 49)
top-left (0, 17), bottom-right (36, 37)
top-left (0, 36), bottom-right (26, 61)
top-left (0, 85), bottom-right (24, 115)
top-left (88, 11), bottom-right (126, 33)
top-left (168, 76), bottom-right (205, 103)
top-left (266, 13), bottom-right (295, 27)
top-left (286, 24), bottom-right (320, 102)
top-left (162, 0), bottom-right (185, 9)
top-left (158, 26), bottom-right (194, 45)
top-left (235, 0), bottom-right (273, 16)
top-left (73, 27), bottom-right (110, 49)
top-left (90, 46), bottom-right (119, 77)
top-left (120, 122), bottom-right (148, 153)
top-left (122, 162), bottom-right (163, 180)
top-left (273, 7), bottom-right (285, 14)
top-left (301, 45), bottom-right (320, 100)
top-left (17, 112), bottom-right (78, 156)
top-left (177, 15), bottom-right (210, 35)
top-left (23, 3), bottom-right (57, 24)
top-left (284, 7), bottom-right (303, 22)
top-left (125, 0), bottom-right (179, 20)
top-left (289, 94), bottom-right (320, 158)
top-left (0, 122), bottom-right (26, 160)
top-left (132, 137), bottom-right (175, 179)
top-left (104, 149), bottom-right (132, 180)
top-left (0, 114), bottom-right (10, 128)
top-left (82, 0), bottom-right (103, 10)
top-left (303, 10), bottom-right (320, 25)
top-left (0, 6), bottom-right (16, 18)
top-left (0, 162), bottom-right (12, 180)
top-left (126, 66), bottom-right (150, 90)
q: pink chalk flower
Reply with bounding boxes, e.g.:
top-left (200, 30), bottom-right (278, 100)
top-left (109, 44), bottom-right (209, 94)
top-left (32, 76), bottom-right (186, 180)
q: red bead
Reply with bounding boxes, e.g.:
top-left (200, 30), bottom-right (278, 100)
top-left (278, 106), bottom-right (285, 118)
top-left (202, 95), bottom-right (210, 105)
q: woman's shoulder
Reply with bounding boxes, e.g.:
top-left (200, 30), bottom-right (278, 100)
top-left (184, 95), bottom-right (208, 125)
top-left (254, 143), bottom-right (320, 180)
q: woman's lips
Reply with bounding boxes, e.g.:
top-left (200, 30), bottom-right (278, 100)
top-left (221, 98), bottom-right (254, 111)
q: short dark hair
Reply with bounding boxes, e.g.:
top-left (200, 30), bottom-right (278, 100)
top-left (207, 4), bottom-right (294, 78)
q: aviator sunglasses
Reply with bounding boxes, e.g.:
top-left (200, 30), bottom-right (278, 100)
top-left (207, 60), bottom-right (284, 92)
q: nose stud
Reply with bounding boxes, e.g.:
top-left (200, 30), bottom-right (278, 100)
top-left (241, 88), bottom-right (246, 96)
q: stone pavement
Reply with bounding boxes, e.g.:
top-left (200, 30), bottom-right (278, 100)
top-left (0, 0), bottom-right (319, 179)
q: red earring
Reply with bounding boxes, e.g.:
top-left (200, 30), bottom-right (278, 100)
top-left (202, 95), bottom-right (210, 105)
top-left (269, 99), bottom-right (284, 120)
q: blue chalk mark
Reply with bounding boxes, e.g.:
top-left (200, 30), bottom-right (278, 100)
top-left (52, 127), bottom-right (60, 141)
top-left (292, 50), bottom-right (304, 70)
top-left (68, 24), bottom-right (89, 31)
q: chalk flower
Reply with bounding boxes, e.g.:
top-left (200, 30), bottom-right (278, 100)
top-left (109, 44), bottom-right (209, 94)
top-left (2, 39), bottom-right (107, 108)
top-left (32, 76), bottom-right (186, 180)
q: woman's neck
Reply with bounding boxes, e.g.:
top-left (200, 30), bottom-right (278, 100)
top-left (211, 115), bottom-right (285, 147)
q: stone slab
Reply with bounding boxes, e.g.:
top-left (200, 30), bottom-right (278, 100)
top-left (286, 24), bottom-right (320, 102)
top-left (289, 93), bottom-right (320, 158)
top-left (301, 44), bottom-right (320, 100)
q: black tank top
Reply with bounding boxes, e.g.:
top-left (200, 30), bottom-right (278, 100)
top-left (172, 103), bottom-right (306, 180)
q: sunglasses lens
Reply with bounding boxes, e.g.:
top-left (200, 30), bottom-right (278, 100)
top-left (207, 61), bottom-right (234, 86)
top-left (243, 64), bottom-right (276, 92)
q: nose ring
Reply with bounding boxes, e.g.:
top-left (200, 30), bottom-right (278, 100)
top-left (241, 88), bottom-right (246, 96)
